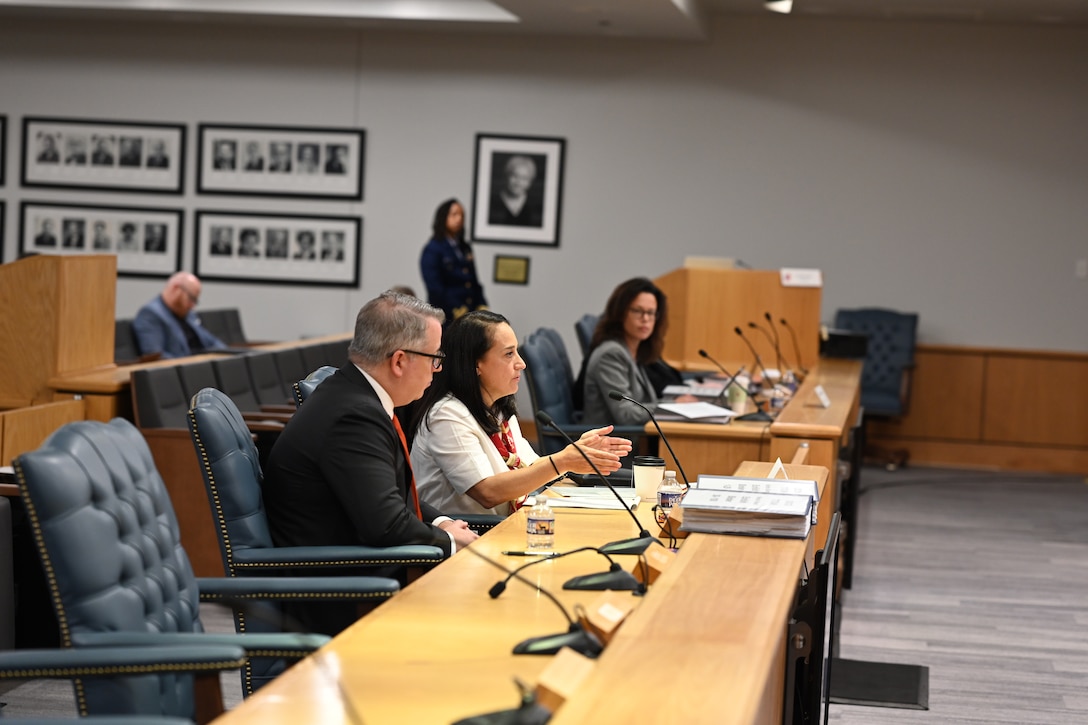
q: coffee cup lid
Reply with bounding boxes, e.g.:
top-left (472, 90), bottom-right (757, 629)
top-left (632, 456), bottom-right (665, 466)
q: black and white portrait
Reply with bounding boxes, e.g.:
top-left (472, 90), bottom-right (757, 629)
top-left (471, 134), bottom-right (565, 247)
top-left (488, 153), bottom-right (546, 228)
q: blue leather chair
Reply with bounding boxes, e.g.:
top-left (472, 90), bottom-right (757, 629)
top-left (832, 307), bottom-right (919, 469)
top-left (13, 418), bottom-right (389, 718)
top-left (520, 329), bottom-right (640, 484)
top-left (574, 314), bottom-right (599, 357)
top-left (187, 387), bottom-right (440, 690)
top-left (291, 365), bottom-right (337, 407)
top-left (832, 308), bottom-right (919, 418)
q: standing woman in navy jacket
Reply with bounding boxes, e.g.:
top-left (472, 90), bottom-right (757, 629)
top-left (420, 198), bottom-right (487, 324)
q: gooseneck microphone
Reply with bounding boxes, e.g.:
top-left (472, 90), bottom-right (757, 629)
top-left (489, 546), bottom-right (640, 597)
top-left (733, 326), bottom-right (772, 382)
top-left (764, 311), bottom-right (795, 374)
top-left (535, 410), bottom-right (654, 556)
top-left (608, 391), bottom-right (689, 489)
top-left (466, 545), bottom-right (604, 658)
top-left (779, 317), bottom-right (810, 376)
top-left (697, 349), bottom-right (748, 409)
top-left (748, 321), bottom-right (782, 374)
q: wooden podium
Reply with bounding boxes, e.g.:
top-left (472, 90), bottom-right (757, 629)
top-left (653, 267), bottom-right (822, 372)
top-left (0, 255), bottom-right (116, 410)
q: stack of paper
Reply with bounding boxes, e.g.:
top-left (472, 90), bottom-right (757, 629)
top-left (655, 401), bottom-right (737, 421)
top-left (545, 486), bottom-right (640, 510)
top-left (678, 488), bottom-right (812, 538)
top-left (695, 475), bottom-right (819, 525)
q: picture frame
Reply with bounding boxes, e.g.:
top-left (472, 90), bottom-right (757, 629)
top-left (18, 201), bottom-right (184, 278)
top-left (193, 210), bottom-right (361, 288)
top-left (197, 123), bottom-right (365, 200)
top-left (0, 201), bottom-right (5, 257)
top-left (21, 117), bottom-right (186, 194)
top-left (471, 133), bottom-right (565, 247)
top-left (493, 254), bottom-right (530, 285)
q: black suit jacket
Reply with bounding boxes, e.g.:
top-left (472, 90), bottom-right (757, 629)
top-left (263, 362), bottom-right (452, 555)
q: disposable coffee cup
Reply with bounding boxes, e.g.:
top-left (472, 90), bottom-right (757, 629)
top-left (632, 455), bottom-right (666, 501)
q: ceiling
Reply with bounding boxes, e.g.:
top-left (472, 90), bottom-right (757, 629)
top-left (0, 0), bottom-right (1084, 39)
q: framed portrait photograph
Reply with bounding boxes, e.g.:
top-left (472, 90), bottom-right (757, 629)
top-left (21, 117), bottom-right (185, 194)
top-left (194, 210), bottom-right (361, 288)
top-left (18, 201), bottom-right (183, 278)
top-left (493, 254), bottom-right (530, 285)
top-left (470, 133), bottom-right (566, 247)
top-left (196, 124), bottom-right (365, 200)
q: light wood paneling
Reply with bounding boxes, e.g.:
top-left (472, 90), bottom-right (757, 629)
top-left (983, 356), bottom-right (1088, 447)
top-left (0, 399), bottom-right (86, 466)
top-left (868, 349), bottom-right (985, 441)
top-left (866, 344), bottom-right (1088, 474)
top-left (654, 267), bottom-right (822, 373)
top-left (0, 255), bottom-right (115, 408)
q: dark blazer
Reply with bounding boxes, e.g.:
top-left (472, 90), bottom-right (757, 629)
top-left (263, 363), bottom-right (452, 556)
top-left (419, 236), bottom-right (487, 323)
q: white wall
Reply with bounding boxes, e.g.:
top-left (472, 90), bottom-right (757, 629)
top-left (2, 15), bottom-right (1086, 355)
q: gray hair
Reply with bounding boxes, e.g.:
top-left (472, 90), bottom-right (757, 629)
top-left (348, 291), bottom-right (444, 366)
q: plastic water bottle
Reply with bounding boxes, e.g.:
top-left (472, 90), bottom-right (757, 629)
top-left (526, 498), bottom-right (555, 550)
top-left (657, 470), bottom-right (684, 517)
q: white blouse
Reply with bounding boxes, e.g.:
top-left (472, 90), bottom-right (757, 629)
top-left (412, 394), bottom-right (540, 516)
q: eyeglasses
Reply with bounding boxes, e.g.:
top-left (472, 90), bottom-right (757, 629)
top-left (396, 349), bottom-right (446, 370)
top-left (628, 307), bottom-right (658, 320)
top-left (179, 287), bottom-right (200, 305)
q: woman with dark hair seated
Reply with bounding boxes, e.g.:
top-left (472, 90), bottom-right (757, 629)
top-left (581, 277), bottom-right (695, 427)
top-left (411, 310), bottom-right (631, 516)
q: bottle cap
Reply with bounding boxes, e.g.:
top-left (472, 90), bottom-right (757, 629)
top-left (665, 470), bottom-right (676, 477)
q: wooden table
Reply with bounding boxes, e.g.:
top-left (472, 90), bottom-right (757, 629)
top-left (213, 461), bottom-right (828, 725)
top-left (653, 358), bottom-right (860, 547)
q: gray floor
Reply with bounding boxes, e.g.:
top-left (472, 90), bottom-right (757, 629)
top-left (3, 466), bottom-right (1086, 722)
top-left (828, 466), bottom-right (1088, 724)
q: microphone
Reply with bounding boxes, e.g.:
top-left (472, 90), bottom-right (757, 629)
top-left (489, 546), bottom-right (641, 597)
top-left (730, 328), bottom-right (775, 422)
top-left (748, 320), bottom-right (783, 374)
top-left (764, 311), bottom-right (794, 374)
top-left (607, 390), bottom-right (689, 489)
top-left (733, 326), bottom-right (771, 382)
top-left (535, 410), bottom-right (655, 557)
top-left (779, 317), bottom-right (810, 376)
top-left (466, 545), bottom-right (604, 658)
top-left (696, 349), bottom-right (748, 410)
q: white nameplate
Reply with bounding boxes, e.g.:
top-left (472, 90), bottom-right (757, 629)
top-left (780, 268), bottom-right (823, 288)
top-left (814, 384), bottom-right (832, 408)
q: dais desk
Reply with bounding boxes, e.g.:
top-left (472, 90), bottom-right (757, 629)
top-left (653, 358), bottom-right (860, 547)
top-left (213, 461), bottom-right (828, 725)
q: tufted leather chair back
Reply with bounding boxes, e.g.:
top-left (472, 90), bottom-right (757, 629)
top-left (574, 313), bottom-right (599, 357)
top-left (520, 329), bottom-right (578, 455)
top-left (187, 387), bottom-right (286, 692)
top-left (537, 328), bottom-right (575, 393)
top-left (833, 307), bottom-right (919, 418)
top-left (187, 387), bottom-right (271, 571)
top-left (292, 365), bottom-right (337, 408)
top-left (13, 418), bottom-right (202, 719)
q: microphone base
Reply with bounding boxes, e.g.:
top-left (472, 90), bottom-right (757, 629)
top-left (512, 624), bottom-right (603, 658)
top-left (736, 409), bottom-right (774, 423)
top-left (563, 568), bottom-right (643, 592)
top-left (597, 534), bottom-right (660, 556)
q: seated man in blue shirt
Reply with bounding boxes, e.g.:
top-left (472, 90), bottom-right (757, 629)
top-left (132, 272), bottom-right (227, 359)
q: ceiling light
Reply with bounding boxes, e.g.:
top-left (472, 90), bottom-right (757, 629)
top-left (765, 0), bottom-right (793, 14)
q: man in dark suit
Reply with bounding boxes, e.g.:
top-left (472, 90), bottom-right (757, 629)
top-left (263, 291), bottom-right (477, 634)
